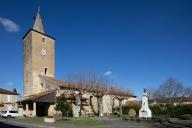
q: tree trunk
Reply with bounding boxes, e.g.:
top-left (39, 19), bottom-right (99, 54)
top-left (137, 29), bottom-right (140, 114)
top-left (98, 96), bottom-right (103, 117)
top-left (89, 96), bottom-right (98, 115)
top-left (62, 112), bottom-right (64, 120)
top-left (119, 99), bottom-right (123, 116)
top-left (111, 97), bottom-right (115, 114)
top-left (76, 93), bottom-right (81, 117)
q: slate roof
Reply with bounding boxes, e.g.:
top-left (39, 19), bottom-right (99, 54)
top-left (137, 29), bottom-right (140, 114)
top-left (33, 7), bottom-right (45, 34)
top-left (0, 88), bottom-right (19, 95)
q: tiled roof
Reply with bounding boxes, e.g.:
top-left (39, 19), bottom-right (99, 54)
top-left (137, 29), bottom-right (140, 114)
top-left (22, 90), bottom-right (88, 103)
top-left (0, 88), bottom-right (19, 95)
top-left (22, 90), bottom-right (56, 103)
top-left (22, 90), bottom-right (55, 103)
top-left (39, 75), bottom-right (136, 98)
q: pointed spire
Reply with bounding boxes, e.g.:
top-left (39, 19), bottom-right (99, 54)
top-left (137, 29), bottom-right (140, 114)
top-left (33, 7), bottom-right (45, 34)
top-left (38, 6), bottom-right (40, 13)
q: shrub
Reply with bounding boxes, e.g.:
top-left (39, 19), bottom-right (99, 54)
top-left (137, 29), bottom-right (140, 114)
top-left (150, 105), bottom-right (167, 116)
top-left (128, 109), bottom-right (136, 117)
top-left (0, 103), bottom-right (4, 107)
top-left (150, 104), bottom-right (192, 118)
top-left (152, 115), bottom-right (170, 123)
top-left (122, 102), bottom-right (140, 116)
top-left (55, 94), bottom-right (73, 118)
top-left (179, 114), bottom-right (192, 120)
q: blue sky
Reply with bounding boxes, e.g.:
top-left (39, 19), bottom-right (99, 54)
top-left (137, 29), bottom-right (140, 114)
top-left (0, 0), bottom-right (192, 99)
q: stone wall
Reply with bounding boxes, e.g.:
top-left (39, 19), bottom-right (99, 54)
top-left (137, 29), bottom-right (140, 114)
top-left (0, 94), bottom-right (18, 111)
top-left (52, 89), bottom-right (136, 117)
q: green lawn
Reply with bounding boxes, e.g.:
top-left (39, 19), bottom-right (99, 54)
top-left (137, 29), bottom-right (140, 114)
top-left (16, 117), bottom-right (44, 124)
top-left (15, 117), bottom-right (110, 127)
top-left (170, 118), bottom-right (192, 126)
top-left (55, 118), bottom-right (110, 126)
top-left (4, 116), bottom-right (168, 128)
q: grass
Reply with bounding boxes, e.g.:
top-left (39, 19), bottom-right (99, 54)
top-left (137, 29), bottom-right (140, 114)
top-left (16, 117), bottom-right (44, 124)
top-left (14, 117), bottom-right (110, 127)
top-left (105, 115), bottom-right (121, 118)
top-left (55, 118), bottom-right (110, 126)
top-left (169, 118), bottom-right (192, 126)
top-left (2, 116), bottom-right (167, 128)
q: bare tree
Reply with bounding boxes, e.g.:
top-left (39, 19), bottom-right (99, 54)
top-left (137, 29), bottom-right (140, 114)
top-left (109, 86), bottom-right (133, 116)
top-left (66, 71), bottom-right (112, 116)
top-left (65, 72), bottom-right (91, 117)
top-left (67, 72), bottom-right (132, 116)
top-left (153, 77), bottom-right (192, 104)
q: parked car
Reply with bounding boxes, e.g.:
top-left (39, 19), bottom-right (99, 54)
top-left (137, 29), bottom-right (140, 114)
top-left (0, 111), bottom-right (6, 117)
top-left (1, 111), bottom-right (19, 118)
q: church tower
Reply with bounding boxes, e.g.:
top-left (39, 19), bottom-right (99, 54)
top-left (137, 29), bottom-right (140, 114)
top-left (23, 8), bottom-right (55, 97)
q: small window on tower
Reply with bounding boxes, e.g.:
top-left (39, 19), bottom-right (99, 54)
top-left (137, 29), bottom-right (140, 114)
top-left (44, 68), bottom-right (47, 75)
top-left (42, 38), bottom-right (46, 44)
top-left (41, 83), bottom-right (44, 88)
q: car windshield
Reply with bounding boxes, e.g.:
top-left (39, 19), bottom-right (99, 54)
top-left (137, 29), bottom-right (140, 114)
top-left (9, 111), bottom-right (18, 113)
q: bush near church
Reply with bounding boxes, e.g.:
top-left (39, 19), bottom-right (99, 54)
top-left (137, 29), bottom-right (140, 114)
top-left (128, 109), bottom-right (137, 117)
top-left (55, 94), bottom-right (73, 118)
top-left (122, 102), bottom-right (140, 116)
top-left (179, 114), bottom-right (192, 120)
top-left (0, 103), bottom-right (4, 107)
top-left (150, 104), bottom-right (192, 118)
top-left (122, 102), bottom-right (192, 119)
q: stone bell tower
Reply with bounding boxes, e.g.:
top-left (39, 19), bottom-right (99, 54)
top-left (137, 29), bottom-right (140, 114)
top-left (23, 8), bottom-right (55, 97)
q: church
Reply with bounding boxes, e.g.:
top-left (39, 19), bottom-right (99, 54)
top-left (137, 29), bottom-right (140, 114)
top-left (22, 8), bottom-right (136, 117)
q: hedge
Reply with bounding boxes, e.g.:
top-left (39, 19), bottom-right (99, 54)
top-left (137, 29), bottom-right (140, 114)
top-left (123, 103), bottom-right (192, 118)
top-left (150, 104), bottom-right (192, 118)
top-left (122, 103), bottom-right (140, 115)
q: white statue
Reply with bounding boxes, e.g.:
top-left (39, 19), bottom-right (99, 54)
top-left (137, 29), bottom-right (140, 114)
top-left (139, 89), bottom-right (152, 118)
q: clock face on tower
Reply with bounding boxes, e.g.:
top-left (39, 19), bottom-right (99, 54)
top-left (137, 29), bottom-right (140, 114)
top-left (41, 49), bottom-right (47, 55)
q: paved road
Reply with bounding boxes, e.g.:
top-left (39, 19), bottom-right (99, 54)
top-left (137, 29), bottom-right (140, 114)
top-left (0, 122), bottom-right (25, 128)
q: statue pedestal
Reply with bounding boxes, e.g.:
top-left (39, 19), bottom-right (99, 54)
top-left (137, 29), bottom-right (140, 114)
top-left (139, 109), bottom-right (151, 118)
top-left (44, 117), bottom-right (55, 123)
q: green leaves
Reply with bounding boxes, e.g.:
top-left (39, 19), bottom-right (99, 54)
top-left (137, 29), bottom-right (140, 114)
top-left (55, 94), bottom-right (72, 117)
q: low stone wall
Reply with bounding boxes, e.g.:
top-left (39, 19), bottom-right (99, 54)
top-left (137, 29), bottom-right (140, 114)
top-left (44, 117), bottom-right (55, 123)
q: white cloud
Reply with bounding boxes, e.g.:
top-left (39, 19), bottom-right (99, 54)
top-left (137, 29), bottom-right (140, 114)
top-left (0, 17), bottom-right (19, 32)
top-left (104, 71), bottom-right (112, 76)
top-left (5, 81), bottom-right (14, 86)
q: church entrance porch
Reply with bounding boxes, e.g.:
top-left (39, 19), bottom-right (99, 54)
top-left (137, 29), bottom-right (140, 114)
top-left (36, 102), bottom-right (50, 117)
top-left (23, 101), bottom-right (54, 117)
top-left (22, 91), bottom-right (56, 117)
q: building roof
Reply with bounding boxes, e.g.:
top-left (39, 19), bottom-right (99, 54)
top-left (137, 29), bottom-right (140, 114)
top-left (39, 75), bottom-right (136, 98)
top-left (23, 8), bottom-right (55, 40)
top-left (22, 90), bottom-right (88, 103)
top-left (22, 75), bottom-right (136, 103)
top-left (22, 29), bottom-right (55, 40)
top-left (155, 97), bottom-right (192, 104)
top-left (33, 7), bottom-right (45, 34)
top-left (22, 90), bottom-right (56, 103)
top-left (0, 88), bottom-right (19, 95)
